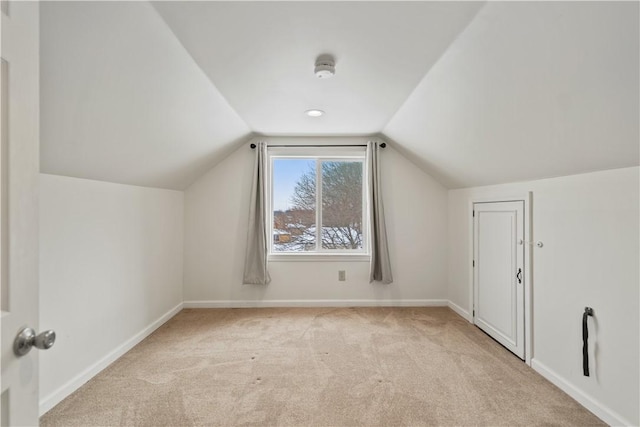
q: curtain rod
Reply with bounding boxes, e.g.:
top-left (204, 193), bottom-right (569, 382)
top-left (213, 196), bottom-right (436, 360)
top-left (250, 143), bottom-right (385, 149)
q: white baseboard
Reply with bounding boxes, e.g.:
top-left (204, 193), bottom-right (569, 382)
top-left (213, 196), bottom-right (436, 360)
top-left (183, 299), bottom-right (449, 308)
top-left (531, 358), bottom-right (631, 426)
top-left (39, 302), bottom-right (183, 416)
top-left (39, 300), bottom-right (631, 427)
top-left (447, 300), bottom-right (472, 322)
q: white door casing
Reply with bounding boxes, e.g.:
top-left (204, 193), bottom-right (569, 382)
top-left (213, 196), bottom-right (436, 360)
top-left (473, 201), bottom-right (525, 360)
top-left (1, 2), bottom-right (41, 425)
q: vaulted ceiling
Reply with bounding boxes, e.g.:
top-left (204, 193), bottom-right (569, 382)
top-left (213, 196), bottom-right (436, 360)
top-left (151, 1), bottom-right (483, 135)
top-left (40, 1), bottom-right (639, 190)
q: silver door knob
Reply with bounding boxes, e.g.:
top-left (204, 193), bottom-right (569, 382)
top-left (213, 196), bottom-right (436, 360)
top-left (13, 327), bottom-right (56, 357)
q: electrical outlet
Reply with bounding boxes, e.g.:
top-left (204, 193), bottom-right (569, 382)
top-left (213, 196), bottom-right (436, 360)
top-left (338, 270), bottom-right (346, 281)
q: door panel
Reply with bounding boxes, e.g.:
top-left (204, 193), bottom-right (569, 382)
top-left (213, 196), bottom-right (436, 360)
top-left (474, 201), bottom-right (525, 359)
top-left (1, 2), bottom-right (41, 425)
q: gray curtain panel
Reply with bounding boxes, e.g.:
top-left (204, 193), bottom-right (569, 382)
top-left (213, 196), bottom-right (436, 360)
top-left (242, 141), bottom-right (271, 285)
top-left (367, 141), bottom-right (393, 284)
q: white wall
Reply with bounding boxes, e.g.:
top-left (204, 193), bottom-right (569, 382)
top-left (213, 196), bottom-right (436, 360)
top-left (38, 174), bottom-right (184, 413)
top-left (448, 167), bottom-right (639, 426)
top-left (183, 138), bottom-right (448, 305)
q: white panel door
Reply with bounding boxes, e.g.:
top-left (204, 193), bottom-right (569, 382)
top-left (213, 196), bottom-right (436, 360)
top-left (473, 201), bottom-right (525, 359)
top-left (1, 2), bottom-right (42, 425)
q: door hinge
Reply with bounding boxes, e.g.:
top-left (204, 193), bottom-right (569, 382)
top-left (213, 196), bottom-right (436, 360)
top-left (472, 210), bottom-right (475, 217)
top-left (473, 309), bottom-right (475, 317)
top-left (472, 260), bottom-right (475, 267)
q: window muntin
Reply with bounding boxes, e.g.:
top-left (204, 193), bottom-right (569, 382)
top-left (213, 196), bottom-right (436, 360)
top-left (268, 148), bottom-right (367, 256)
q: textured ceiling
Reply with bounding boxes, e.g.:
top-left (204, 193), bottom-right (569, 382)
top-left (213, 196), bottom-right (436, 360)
top-left (39, 1), bottom-right (639, 190)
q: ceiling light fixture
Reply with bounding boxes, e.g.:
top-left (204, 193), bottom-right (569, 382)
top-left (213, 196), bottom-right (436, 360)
top-left (305, 109), bottom-right (324, 117)
top-left (314, 54), bottom-right (335, 79)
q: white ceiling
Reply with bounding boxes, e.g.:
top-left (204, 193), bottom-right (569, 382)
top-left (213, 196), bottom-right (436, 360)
top-left (151, 1), bottom-right (484, 135)
top-left (40, 1), bottom-right (251, 190)
top-left (384, 1), bottom-right (639, 188)
top-left (39, 1), bottom-right (638, 190)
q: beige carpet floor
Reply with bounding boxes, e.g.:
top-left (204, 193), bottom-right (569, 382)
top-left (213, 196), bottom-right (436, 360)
top-left (41, 307), bottom-right (604, 426)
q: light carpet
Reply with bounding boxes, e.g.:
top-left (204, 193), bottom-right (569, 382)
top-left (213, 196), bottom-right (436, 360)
top-left (41, 307), bottom-right (604, 426)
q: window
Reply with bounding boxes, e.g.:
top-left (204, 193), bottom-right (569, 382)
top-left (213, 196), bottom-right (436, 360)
top-left (268, 147), bottom-right (368, 258)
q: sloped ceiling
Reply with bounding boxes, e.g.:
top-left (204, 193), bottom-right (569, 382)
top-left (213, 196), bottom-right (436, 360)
top-left (151, 1), bottom-right (484, 135)
top-left (40, 1), bottom-right (251, 190)
top-left (39, 1), bottom-right (639, 190)
top-left (384, 1), bottom-right (639, 188)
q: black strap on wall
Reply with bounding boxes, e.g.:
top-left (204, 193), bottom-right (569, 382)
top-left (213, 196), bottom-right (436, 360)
top-left (582, 307), bottom-right (594, 376)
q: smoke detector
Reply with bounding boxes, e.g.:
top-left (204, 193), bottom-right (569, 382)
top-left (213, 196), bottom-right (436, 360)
top-left (314, 55), bottom-right (335, 79)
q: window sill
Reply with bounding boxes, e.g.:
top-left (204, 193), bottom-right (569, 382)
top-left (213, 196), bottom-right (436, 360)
top-left (268, 253), bottom-right (370, 262)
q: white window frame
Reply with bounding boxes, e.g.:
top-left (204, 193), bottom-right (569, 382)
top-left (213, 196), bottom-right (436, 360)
top-left (267, 146), bottom-right (370, 262)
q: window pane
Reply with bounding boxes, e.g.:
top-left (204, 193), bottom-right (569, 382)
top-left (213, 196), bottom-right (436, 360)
top-left (272, 159), bottom-right (316, 252)
top-left (321, 160), bottom-right (363, 250)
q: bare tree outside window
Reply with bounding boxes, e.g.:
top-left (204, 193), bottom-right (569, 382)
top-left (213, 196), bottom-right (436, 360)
top-left (320, 161), bottom-right (363, 249)
top-left (272, 158), bottom-right (363, 252)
